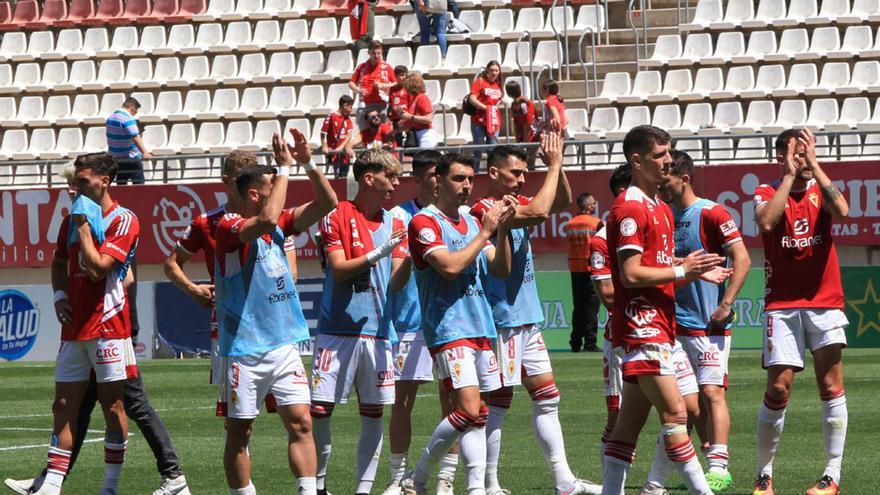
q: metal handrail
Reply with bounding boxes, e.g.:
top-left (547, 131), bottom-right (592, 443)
top-left (577, 27), bottom-right (599, 108)
top-left (627, 0), bottom-right (643, 70)
top-left (433, 102), bottom-right (449, 145)
top-left (516, 31), bottom-right (535, 101)
top-left (548, 0), bottom-right (570, 81)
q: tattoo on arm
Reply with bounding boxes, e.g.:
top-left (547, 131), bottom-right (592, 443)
top-left (821, 184), bottom-right (842, 202)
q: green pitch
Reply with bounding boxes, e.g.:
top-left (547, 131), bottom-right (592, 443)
top-left (2, 350), bottom-right (877, 494)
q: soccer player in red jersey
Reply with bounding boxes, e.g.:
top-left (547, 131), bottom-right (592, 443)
top-left (751, 128), bottom-right (850, 495)
top-left (600, 126), bottom-right (724, 495)
top-left (38, 153), bottom-right (140, 495)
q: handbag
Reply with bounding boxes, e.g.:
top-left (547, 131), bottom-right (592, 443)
top-left (425, 0), bottom-right (447, 14)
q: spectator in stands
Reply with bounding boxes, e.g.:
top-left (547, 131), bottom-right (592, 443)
top-left (106, 97), bottom-right (151, 185)
top-left (506, 80), bottom-right (538, 168)
top-left (388, 66), bottom-right (410, 147)
top-left (348, 0), bottom-right (377, 53)
top-left (321, 95), bottom-right (356, 178)
top-left (564, 192), bottom-right (602, 353)
top-left (400, 73), bottom-right (438, 148)
top-left (345, 109), bottom-right (395, 161)
top-left (541, 79), bottom-right (568, 138)
top-left (469, 61), bottom-right (504, 171)
top-left (413, 0), bottom-right (448, 60)
top-left (349, 40), bottom-right (398, 130)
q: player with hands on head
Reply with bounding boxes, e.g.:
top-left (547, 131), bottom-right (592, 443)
top-left (401, 153), bottom-right (515, 495)
top-left (471, 132), bottom-right (601, 495)
top-left (751, 128), bottom-right (849, 495)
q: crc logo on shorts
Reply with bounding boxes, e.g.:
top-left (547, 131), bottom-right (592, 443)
top-left (590, 252), bottom-right (605, 270)
top-left (0, 290), bottom-right (41, 361)
top-left (698, 348), bottom-right (721, 366)
top-left (377, 365), bottom-right (395, 386)
top-left (95, 342), bottom-right (121, 364)
top-left (620, 218), bottom-right (637, 237)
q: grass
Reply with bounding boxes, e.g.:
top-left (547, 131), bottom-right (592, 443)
top-left (1, 349), bottom-right (877, 494)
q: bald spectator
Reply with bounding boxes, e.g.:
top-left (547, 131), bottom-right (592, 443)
top-left (106, 97), bottom-right (151, 185)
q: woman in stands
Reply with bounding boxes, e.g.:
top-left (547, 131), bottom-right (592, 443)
top-left (400, 73), bottom-right (439, 148)
top-left (541, 79), bottom-right (568, 139)
top-left (469, 60), bottom-right (504, 170)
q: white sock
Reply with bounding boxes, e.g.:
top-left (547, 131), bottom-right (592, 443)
top-left (821, 393), bottom-right (848, 483)
top-left (645, 432), bottom-right (673, 488)
top-left (414, 411), bottom-right (472, 486)
top-left (667, 439), bottom-right (711, 495)
top-left (485, 403), bottom-right (510, 490)
top-left (756, 395), bottom-right (787, 478)
top-left (599, 426), bottom-right (612, 476)
top-left (355, 412), bottom-right (384, 493)
top-left (311, 416), bottom-right (332, 490)
top-left (706, 444), bottom-right (730, 474)
top-left (298, 476), bottom-right (317, 495)
top-left (229, 481), bottom-right (256, 495)
top-left (460, 408), bottom-right (488, 494)
top-left (43, 445), bottom-right (71, 493)
top-left (531, 393), bottom-right (576, 488)
top-left (389, 452), bottom-right (407, 483)
top-left (102, 440), bottom-right (127, 491)
top-left (601, 441), bottom-right (634, 495)
top-left (438, 453), bottom-right (458, 481)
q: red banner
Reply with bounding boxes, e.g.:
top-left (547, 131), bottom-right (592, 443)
top-left (2, 161), bottom-right (878, 268)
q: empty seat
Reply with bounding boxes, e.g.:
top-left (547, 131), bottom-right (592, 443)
top-left (765, 28), bottom-right (809, 61)
top-left (860, 133), bottom-right (880, 157)
top-left (193, 0), bottom-right (234, 20)
top-left (46, 29), bottom-right (84, 60)
top-left (775, 0), bottom-right (817, 26)
top-left (806, 0), bottom-right (849, 24)
top-left (386, 47), bottom-right (413, 68)
top-left (703, 31), bottom-right (745, 64)
top-left (227, 53), bottom-right (266, 85)
top-left (156, 25), bottom-right (195, 56)
top-left (433, 45), bottom-right (472, 77)
top-left (447, 114), bottom-right (472, 146)
top-left (832, 25), bottom-right (874, 59)
top-left (715, 0), bottom-right (755, 29)
top-left (21, 128), bottom-right (56, 160)
top-left (765, 100), bottom-right (808, 132)
top-left (681, 0), bottom-right (722, 30)
top-left (295, 51), bottom-right (324, 79)
top-left (131, 26), bottom-right (168, 57)
top-left (1, 96), bottom-right (41, 127)
top-left (315, 83), bottom-right (352, 114)
top-left (183, 23), bottom-right (223, 55)
top-left (606, 106), bottom-right (649, 139)
top-left (141, 125), bottom-right (169, 152)
top-left (82, 126), bottom-right (107, 153)
top-left (680, 67), bottom-right (723, 100)
top-left (645, 35), bottom-right (682, 67)
top-left (56, 94), bottom-right (98, 125)
top-left (302, 17), bottom-right (339, 48)
top-left (215, 21), bottom-right (252, 53)
top-left (534, 41), bottom-right (563, 68)
top-left (0, 32), bottom-right (26, 62)
top-left (669, 33), bottom-right (712, 65)
top-left (831, 134), bottom-right (861, 159)
top-left (312, 50), bottom-right (353, 81)
top-left (154, 123), bottom-right (196, 154)
top-left (805, 62), bottom-right (850, 96)
top-left (222, 121), bottom-right (255, 152)
top-left (12, 63), bottom-right (42, 93)
top-left (200, 55), bottom-right (238, 86)
top-left (796, 26), bottom-right (840, 60)
top-left (169, 89), bottom-right (211, 121)
top-left (840, 0), bottom-right (880, 23)
top-left (231, 87), bottom-right (268, 119)
top-left (81, 28), bottom-right (110, 59)
top-left (504, 7), bottom-right (544, 39)
top-left (828, 97), bottom-right (871, 130)
top-left (466, 43), bottom-right (503, 76)
top-left (804, 98), bottom-right (840, 130)
top-left (248, 20), bottom-right (281, 51)
top-left (584, 106), bottom-right (619, 139)
top-left (671, 103), bottom-right (713, 135)
top-left (652, 104), bottom-right (683, 130)
top-left (36, 95), bottom-right (72, 126)
top-left (105, 26), bottom-right (139, 57)
top-left (674, 138), bottom-right (704, 161)
top-left (565, 108), bottom-right (588, 138)
top-left (772, 63), bottom-right (817, 97)
top-left (267, 19), bottom-right (309, 50)
top-left (472, 9), bottom-right (513, 41)
top-left (385, 13), bottom-right (418, 44)
top-left (732, 30), bottom-right (777, 64)
top-left (742, 64), bottom-right (786, 98)
top-left (647, 69), bottom-right (689, 103)
top-left (0, 130), bottom-right (28, 161)
top-left (712, 65), bottom-right (755, 99)
top-left (147, 91), bottom-right (184, 121)
top-left (589, 72), bottom-right (631, 105)
top-left (166, 56), bottom-right (209, 87)
top-left (575, 4), bottom-right (606, 32)
top-left (53, 128), bottom-right (85, 159)
top-left (710, 102), bottom-right (744, 133)
top-left (295, 85), bottom-right (324, 114)
top-left (708, 138), bottom-right (735, 162)
top-left (412, 45), bottom-right (443, 74)
top-left (735, 137), bottom-right (770, 160)
top-left (147, 57), bottom-right (182, 87)
top-left (231, 0), bottom-right (264, 19)
top-left (448, 10), bottom-right (483, 42)
top-left (839, 61), bottom-right (880, 94)
top-left (440, 79), bottom-right (470, 109)
top-left (109, 57), bottom-right (152, 90)
top-left (263, 52), bottom-right (300, 83)
top-left (501, 41), bottom-right (534, 73)
top-left (198, 88), bottom-right (239, 120)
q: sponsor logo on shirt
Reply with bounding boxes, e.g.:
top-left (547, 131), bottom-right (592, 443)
top-left (625, 296), bottom-right (659, 328)
top-left (782, 218), bottom-right (821, 248)
top-left (590, 252), bottom-right (605, 270)
top-left (418, 227), bottom-right (436, 244)
top-left (105, 242), bottom-right (128, 257)
top-left (720, 220), bottom-right (738, 237)
top-left (620, 218), bottom-right (637, 237)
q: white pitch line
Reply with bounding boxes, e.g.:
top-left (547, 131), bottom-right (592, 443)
top-left (0, 433), bottom-right (136, 452)
top-left (0, 428), bottom-right (103, 433)
top-left (0, 405), bottom-right (214, 421)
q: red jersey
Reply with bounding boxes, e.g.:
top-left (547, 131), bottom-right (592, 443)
top-left (408, 209), bottom-right (488, 270)
top-left (177, 204), bottom-right (228, 281)
top-left (360, 122), bottom-right (395, 148)
top-left (321, 204), bottom-right (408, 259)
top-left (588, 226), bottom-right (612, 341)
top-left (753, 179), bottom-right (844, 310)
top-left (350, 60), bottom-right (396, 105)
top-left (470, 77), bottom-right (503, 126)
top-left (348, 0), bottom-right (370, 39)
top-left (607, 186), bottom-right (676, 347)
top-left (54, 204), bottom-right (139, 341)
top-left (321, 111), bottom-right (354, 163)
top-left (512, 97), bottom-right (537, 143)
top-left (389, 87), bottom-right (410, 122)
top-left (215, 209), bottom-right (299, 277)
top-left (543, 94), bottom-right (568, 131)
top-left (408, 93), bottom-right (433, 130)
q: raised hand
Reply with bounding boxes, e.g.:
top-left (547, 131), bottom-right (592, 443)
top-left (273, 132), bottom-right (294, 167)
top-left (538, 130), bottom-right (563, 169)
top-left (287, 127), bottom-right (313, 165)
top-left (798, 127), bottom-right (819, 169)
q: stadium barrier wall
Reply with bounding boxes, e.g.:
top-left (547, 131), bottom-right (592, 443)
top-left (3, 267), bottom-right (878, 362)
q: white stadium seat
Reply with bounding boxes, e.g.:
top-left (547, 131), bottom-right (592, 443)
top-left (681, 0), bottom-right (722, 31)
top-left (223, 121), bottom-right (255, 152)
top-left (674, 138), bottom-right (704, 161)
top-left (607, 106), bottom-right (649, 139)
top-left (535, 6), bottom-right (574, 38)
top-left (57, 94), bottom-right (99, 126)
top-left (712, 65), bottom-right (755, 99)
top-left (386, 47), bottom-right (413, 68)
top-left (680, 67), bottom-right (723, 100)
top-left (54, 128), bottom-right (84, 158)
top-left (295, 51), bottom-right (324, 80)
top-left (440, 79), bottom-right (470, 109)
top-left (565, 108), bottom-right (588, 138)
top-left (0, 32), bottom-right (26, 62)
top-left (735, 137), bottom-right (770, 161)
top-left (715, 0), bottom-right (755, 29)
top-left (187, 122), bottom-right (225, 153)
top-left (804, 98), bottom-right (840, 130)
top-left (669, 33), bottom-right (712, 66)
top-left (766, 28), bottom-right (809, 61)
top-left (772, 63), bottom-right (817, 97)
top-left (472, 9), bottom-right (513, 41)
top-left (467, 43), bottom-right (502, 76)
top-left (504, 7), bottom-right (544, 40)
top-left (24, 31), bottom-right (55, 62)
top-left (183, 23), bottom-right (223, 55)
top-left (703, 31), bottom-right (745, 65)
top-left (805, 62), bottom-right (850, 96)
top-left (251, 21), bottom-right (282, 50)
top-left (57, 60), bottom-right (96, 91)
top-left (20, 128), bottom-right (56, 160)
top-left (831, 26), bottom-right (874, 59)
top-left (840, 0), bottom-right (880, 23)
top-left (233, 88), bottom-right (269, 119)
top-left (589, 72), bottom-right (631, 105)
top-left (155, 123), bottom-right (197, 155)
top-left (1, 96), bottom-right (40, 127)
top-left (796, 26), bottom-right (840, 60)
top-left (142, 125), bottom-right (169, 153)
top-left (575, 4), bottom-right (606, 32)
top-left (147, 57), bottom-right (182, 87)
top-left (828, 97), bottom-right (871, 130)
top-left (131, 26), bottom-right (167, 57)
top-left (765, 99), bottom-right (808, 132)
top-left (834, 134), bottom-right (862, 159)
top-left (385, 14), bottom-right (418, 44)
top-left (82, 28), bottom-right (110, 59)
top-left (83, 126), bottom-right (107, 153)
top-left (775, 0), bottom-right (817, 26)
top-left (316, 84), bottom-right (352, 115)
top-left (435, 45), bottom-right (472, 77)
top-left (732, 30), bottom-right (777, 63)
top-left (671, 103), bottom-right (713, 135)
top-left (839, 61), bottom-right (880, 94)
top-left (645, 35), bottom-right (682, 67)
top-left (652, 104), bottom-right (683, 130)
top-left (263, 52), bottom-right (299, 83)
top-left (82, 59), bottom-right (123, 90)
top-left (202, 54), bottom-right (238, 86)
top-left (303, 18), bottom-right (339, 49)
top-left (649, 69), bottom-right (690, 103)
top-left (583, 106), bottom-right (619, 139)
top-left (170, 89), bottom-right (211, 121)
top-left (228, 53), bottom-right (267, 85)
top-left (742, 64), bottom-right (786, 98)
top-left (105, 27), bottom-right (139, 58)
top-left (807, 0), bottom-right (849, 24)
top-left (711, 102), bottom-right (744, 133)
top-left (141, 91), bottom-right (183, 123)
top-left (0, 129), bottom-right (28, 161)
top-left (296, 85), bottom-right (324, 114)
top-left (157, 25), bottom-right (195, 56)
top-left (198, 88), bottom-right (239, 120)
top-left (47, 30), bottom-right (84, 60)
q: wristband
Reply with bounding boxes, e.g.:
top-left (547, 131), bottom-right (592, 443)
top-left (301, 160), bottom-right (317, 173)
top-left (366, 247), bottom-right (383, 265)
top-left (278, 165), bottom-right (290, 177)
top-left (53, 290), bottom-right (67, 303)
top-left (673, 265), bottom-right (686, 280)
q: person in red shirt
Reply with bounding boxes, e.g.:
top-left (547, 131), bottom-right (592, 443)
top-left (322, 95), bottom-right (356, 179)
top-left (505, 79), bottom-right (537, 144)
top-left (468, 60), bottom-right (503, 170)
top-left (541, 79), bottom-right (568, 138)
top-left (750, 128), bottom-right (851, 495)
top-left (349, 40), bottom-right (397, 129)
top-left (388, 65), bottom-right (410, 146)
top-left (41, 153), bottom-right (140, 495)
top-left (399, 73), bottom-right (438, 149)
top-left (602, 126), bottom-right (723, 495)
top-left (348, 0), bottom-right (374, 53)
top-left (345, 109), bottom-right (395, 161)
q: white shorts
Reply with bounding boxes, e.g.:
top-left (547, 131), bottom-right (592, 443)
top-left (495, 324), bottom-right (553, 387)
top-left (311, 334), bottom-right (395, 405)
top-left (225, 344), bottom-right (311, 419)
top-left (434, 342), bottom-right (502, 393)
top-left (603, 340), bottom-right (623, 412)
top-left (763, 309), bottom-right (849, 370)
top-left (621, 342), bottom-right (678, 383)
top-left (678, 334), bottom-right (731, 388)
top-left (672, 340), bottom-right (699, 397)
top-left (55, 338), bottom-right (136, 383)
top-left (394, 331), bottom-right (434, 382)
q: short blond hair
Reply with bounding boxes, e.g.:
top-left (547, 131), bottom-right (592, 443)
top-left (58, 161), bottom-right (76, 184)
top-left (353, 149), bottom-right (402, 181)
top-left (222, 150), bottom-right (258, 178)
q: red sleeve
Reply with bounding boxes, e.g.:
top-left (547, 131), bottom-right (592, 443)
top-left (702, 205), bottom-right (742, 254)
top-left (589, 236), bottom-right (611, 279)
top-left (391, 217), bottom-right (408, 259)
top-left (469, 197), bottom-right (493, 222)
top-left (753, 183), bottom-right (776, 207)
top-left (350, 63), bottom-right (363, 85)
top-left (100, 212), bottom-right (139, 263)
top-left (615, 201), bottom-right (649, 253)
top-left (387, 66), bottom-right (397, 84)
top-left (319, 208), bottom-right (344, 255)
top-left (470, 79), bottom-right (481, 97)
top-left (216, 214), bottom-right (246, 254)
top-left (381, 124), bottom-right (395, 145)
top-left (321, 115), bottom-right (332, 136)
top-left (408, 214), bottom-right (445, 270)
top-left (278, 208), bottom-right (300, 237)
top-left (177, 216), bottom-right (206, 255)
top-left (415, 94), bottom-right (432, 116)
top-left (55, 216), bottom-right (70, 259)
top-left (517, 195), bottom-right (532, 206)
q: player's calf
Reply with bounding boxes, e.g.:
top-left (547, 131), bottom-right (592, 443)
top-left (485, 387), bottom-right (513, 492)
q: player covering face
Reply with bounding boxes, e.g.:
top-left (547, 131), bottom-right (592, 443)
top-left (401, 154), bottom-right (517, 495)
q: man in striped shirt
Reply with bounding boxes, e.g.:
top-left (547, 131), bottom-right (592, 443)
top-left (106, 97), bottom-right (152, 185)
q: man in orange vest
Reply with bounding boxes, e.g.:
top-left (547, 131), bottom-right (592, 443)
top-left (564, 192), bottom-right (603, 352)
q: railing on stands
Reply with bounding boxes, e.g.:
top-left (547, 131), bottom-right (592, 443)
top-left (548, 0), bottom-right (569, 81)
top-left (434, 102), bottom-right (450, 145)
top-left (577, 26), bottom-right (599, 110)
top-left (627, 0), bottom-right (643, 70)
top-left (2, 131), bottom-right (873, 188)
top-left (600, 0), bottom-right (610, 45)
top-left (516, 31), bottom-right (535, 100)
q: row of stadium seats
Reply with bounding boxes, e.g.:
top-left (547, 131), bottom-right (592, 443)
top-left (591, 61), bottom-right (880, 104)
top-left (683, 0), bottom-right (880, 31)
top-left (0, 43), bottom-right (560, 94)
top-left (582, 98), bottom-right (880, 139)
top-left (0, 0), bottom-right (206, 30)
top-left (646, 26), bottom-right (880, 68)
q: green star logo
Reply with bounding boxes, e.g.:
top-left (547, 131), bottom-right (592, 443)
top-left (847, 278), bottom-right (880, 337)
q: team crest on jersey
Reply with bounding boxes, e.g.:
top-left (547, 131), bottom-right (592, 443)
top-left (230, 390), bottom-right (237, 406)
top-left (418, 227), bottom-right (437, 244)
top-left (809, 192), bottom-right (819, 207)
top-left (661, 348), bottom-right (671, 363)
top-left (397, 354), bottom-right (405, 370)
top-left (507, 358), bottom-right (515, 377)
top-left (620, 218), bottom-right (638, 237)
top-left (453, 362), bottom-right (462, 380)
top-left (591, 252), bottom-right (605, 270)
top-left (312, 372), bottom-right (322, 389)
